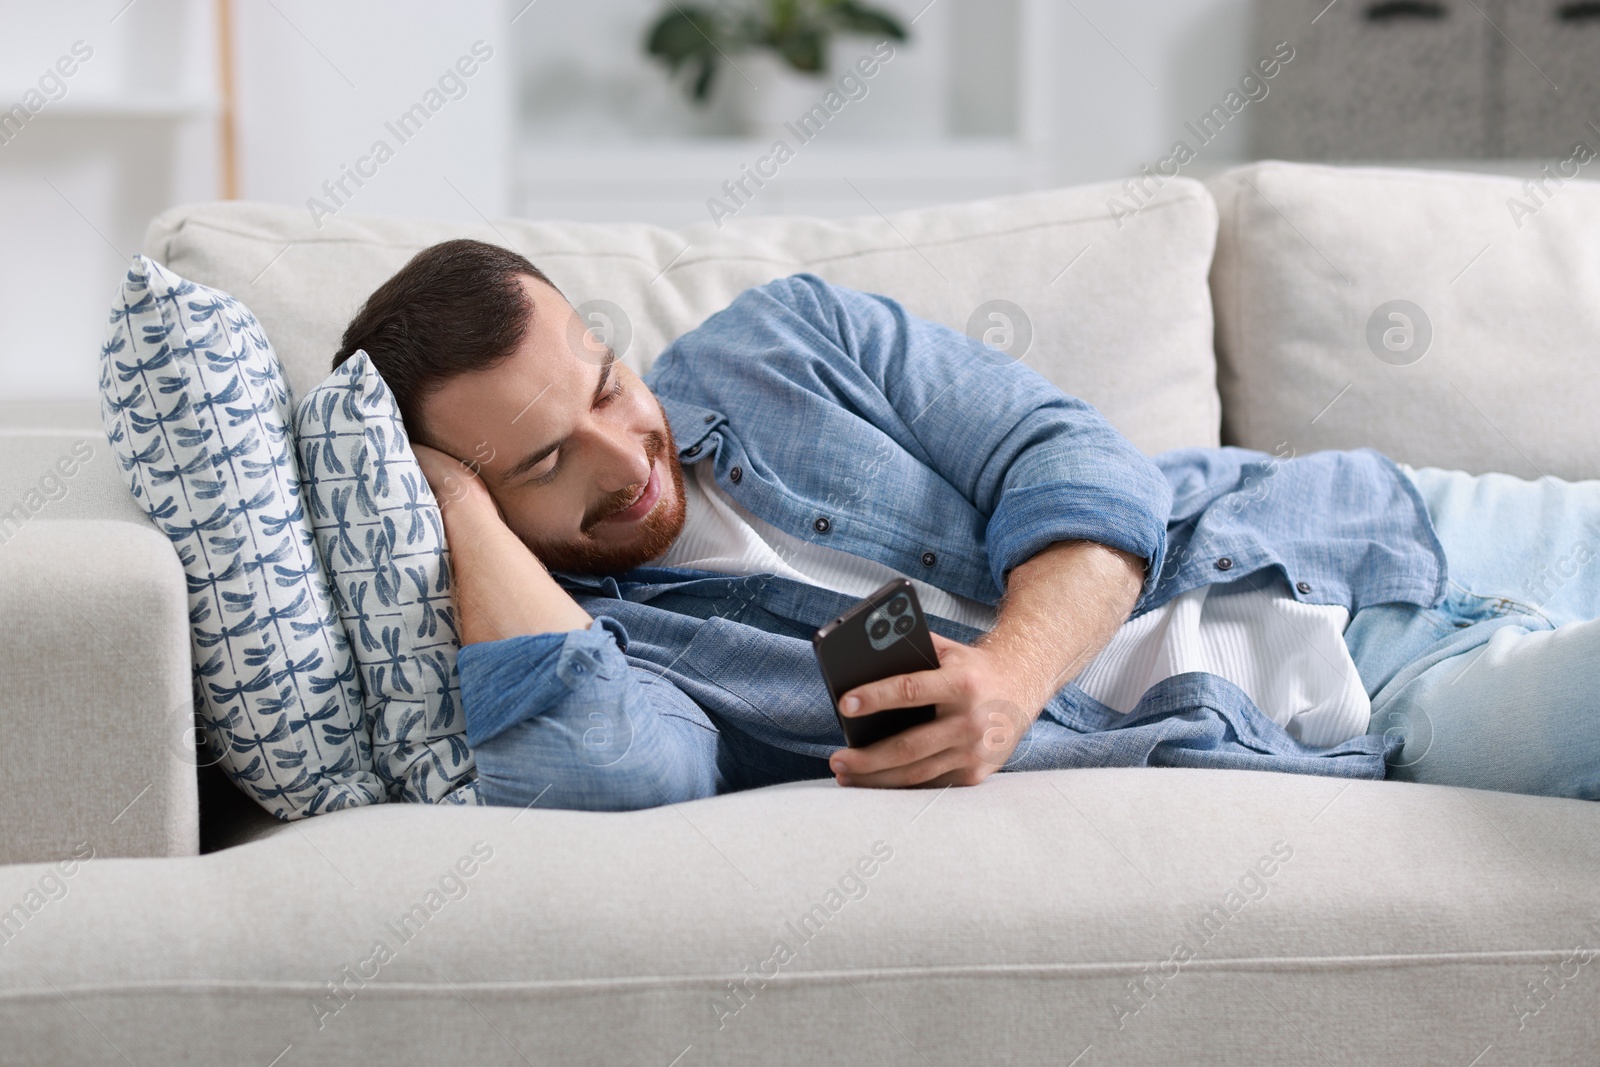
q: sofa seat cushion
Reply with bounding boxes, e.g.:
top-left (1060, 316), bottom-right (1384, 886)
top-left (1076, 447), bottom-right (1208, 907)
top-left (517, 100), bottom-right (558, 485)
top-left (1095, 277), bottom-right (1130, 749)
top-left (144, 180), bottom-right (1223, 456)
top-left (1, 767), bottom-right (1595, 1064)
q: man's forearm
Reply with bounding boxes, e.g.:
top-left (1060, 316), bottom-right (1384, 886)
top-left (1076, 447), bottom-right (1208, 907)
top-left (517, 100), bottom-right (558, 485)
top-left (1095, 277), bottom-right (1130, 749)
top-left (974, 539), bottom-right (1145, 716)
top-left (440, 500), bottom-right (592, 646)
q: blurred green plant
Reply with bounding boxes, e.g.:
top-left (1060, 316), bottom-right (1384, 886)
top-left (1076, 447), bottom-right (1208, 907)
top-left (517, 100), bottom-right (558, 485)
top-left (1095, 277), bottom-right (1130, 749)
top-left (645, 0), bottom-right (909, 103)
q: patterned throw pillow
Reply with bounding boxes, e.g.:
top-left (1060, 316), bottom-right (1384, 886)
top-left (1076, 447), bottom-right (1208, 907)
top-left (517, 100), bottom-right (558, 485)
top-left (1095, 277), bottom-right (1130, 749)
top-left (99, 256), bottom-right (385, 819)
top-left (294, 352), bottom-right (480, 805)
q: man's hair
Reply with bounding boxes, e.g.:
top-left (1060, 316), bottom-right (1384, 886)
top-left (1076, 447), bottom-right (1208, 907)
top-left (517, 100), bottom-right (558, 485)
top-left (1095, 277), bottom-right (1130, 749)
top-left (333, 238), bottom-right (560, 444)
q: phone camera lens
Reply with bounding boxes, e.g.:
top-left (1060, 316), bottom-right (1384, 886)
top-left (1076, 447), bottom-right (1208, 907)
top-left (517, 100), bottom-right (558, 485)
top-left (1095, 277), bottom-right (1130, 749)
top-left (893, 615), bottom-right (914, 635)
top-left (887, 595), bottom-right (909, 617)
top-left (869, 618), bottom-right (891, 640)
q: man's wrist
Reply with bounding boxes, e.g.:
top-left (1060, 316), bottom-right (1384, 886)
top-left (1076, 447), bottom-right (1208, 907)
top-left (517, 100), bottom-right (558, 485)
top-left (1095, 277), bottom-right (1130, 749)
top-left (436, 484), bottom-right (501, 527)
top-left (976, 540), bottom-right (1145, 714)
top-left (439, 493), bottom-right (529, 558)
top-left (435, 492), bottom-right (590, 644)
top-left (971, 630), bottom-right (1072, 718)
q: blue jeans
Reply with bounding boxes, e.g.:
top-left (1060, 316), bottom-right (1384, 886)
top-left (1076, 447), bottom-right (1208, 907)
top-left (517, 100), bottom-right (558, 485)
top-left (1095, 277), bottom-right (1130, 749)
top-left (1349, 464), bottom-right (1600, 800)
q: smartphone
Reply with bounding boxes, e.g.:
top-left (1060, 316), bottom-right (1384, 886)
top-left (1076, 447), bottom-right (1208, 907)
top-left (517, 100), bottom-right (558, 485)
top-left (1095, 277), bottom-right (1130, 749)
top-left (813, 578), bottom-right (940, 748)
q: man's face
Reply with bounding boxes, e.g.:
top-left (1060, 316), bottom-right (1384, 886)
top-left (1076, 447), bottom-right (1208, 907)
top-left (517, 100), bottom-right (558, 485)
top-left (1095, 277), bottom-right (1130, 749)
top-left (420, 276), bottom-right (687, 574)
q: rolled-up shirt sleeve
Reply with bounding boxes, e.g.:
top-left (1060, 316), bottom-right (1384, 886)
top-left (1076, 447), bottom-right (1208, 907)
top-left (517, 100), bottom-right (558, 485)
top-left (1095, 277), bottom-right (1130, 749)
top-left (456, 616), bottom-right (725, 812)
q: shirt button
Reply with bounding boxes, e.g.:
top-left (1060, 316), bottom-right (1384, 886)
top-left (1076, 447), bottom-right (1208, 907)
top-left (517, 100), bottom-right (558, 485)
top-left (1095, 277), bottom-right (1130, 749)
top-left (1295, 580), bottom-right (1312, 594)
top-left (813, 516), bottom-right (831, 533)
top-left (684, 443), bottom-right (701, 457)
top-left (921, 551), bottom-right (937, 567)
top-left (703, 413), bottom-right (715, 423)
top-left (1215, 557), bottom-right (1233, 571)
top-left (729, 465), bottom-right (742, 484)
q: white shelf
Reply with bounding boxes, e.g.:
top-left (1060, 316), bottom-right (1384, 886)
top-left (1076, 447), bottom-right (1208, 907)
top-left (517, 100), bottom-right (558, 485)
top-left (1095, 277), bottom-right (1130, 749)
top-left (14, 95), bottom-right (217, 120)
top-left (514, 138), bottom-right (1046, 224)
top-left (521, 137), bottom-right (1028, 173)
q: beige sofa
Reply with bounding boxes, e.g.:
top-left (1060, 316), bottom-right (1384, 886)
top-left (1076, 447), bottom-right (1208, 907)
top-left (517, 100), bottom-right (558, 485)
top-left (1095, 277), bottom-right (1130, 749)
top-left (1, 161), bottom-right (1596, 1065)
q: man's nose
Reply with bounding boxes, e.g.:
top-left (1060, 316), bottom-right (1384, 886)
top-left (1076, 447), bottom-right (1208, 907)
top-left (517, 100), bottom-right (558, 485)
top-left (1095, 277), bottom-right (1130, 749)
top-left (595, 432), bottom-right (652, 494)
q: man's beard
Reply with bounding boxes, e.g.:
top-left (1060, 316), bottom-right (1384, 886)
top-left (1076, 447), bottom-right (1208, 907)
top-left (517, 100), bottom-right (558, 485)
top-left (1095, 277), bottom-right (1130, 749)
top-left (528, 402), bottom-right (687, 576)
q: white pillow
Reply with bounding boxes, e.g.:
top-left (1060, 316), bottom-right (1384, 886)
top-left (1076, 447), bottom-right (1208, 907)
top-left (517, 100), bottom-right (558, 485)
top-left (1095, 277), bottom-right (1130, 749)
top-left (99, 256), bottom-right (384, 819)
top-left (1209, 160), bottom-right (1600, 479)
top-left (294, 352), bottom-right (480, 805)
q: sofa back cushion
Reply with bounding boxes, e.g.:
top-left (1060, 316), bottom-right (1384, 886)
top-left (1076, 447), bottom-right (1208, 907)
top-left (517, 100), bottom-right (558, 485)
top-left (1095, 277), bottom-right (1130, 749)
top-left (143, 181), bottom-right (1223, 455)
top-left (1209, 160), bottom-right (1600, 479)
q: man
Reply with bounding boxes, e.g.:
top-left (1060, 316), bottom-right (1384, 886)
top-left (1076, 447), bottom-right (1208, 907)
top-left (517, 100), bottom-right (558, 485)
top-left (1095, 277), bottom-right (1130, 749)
top-left (335, 240), bottom-right (1600, 811)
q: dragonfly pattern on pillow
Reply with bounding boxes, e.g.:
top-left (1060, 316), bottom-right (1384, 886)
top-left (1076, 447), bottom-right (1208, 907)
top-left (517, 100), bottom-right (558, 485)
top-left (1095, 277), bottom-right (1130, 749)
top-left (98, 256), bottom-right (385, 820)
top-left (295, 351), bottom-right (481, 805)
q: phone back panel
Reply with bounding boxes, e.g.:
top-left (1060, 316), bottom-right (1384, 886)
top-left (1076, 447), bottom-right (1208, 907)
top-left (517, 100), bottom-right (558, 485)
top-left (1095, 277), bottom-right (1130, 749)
top-left (813, 579), bottom-right (939, 748)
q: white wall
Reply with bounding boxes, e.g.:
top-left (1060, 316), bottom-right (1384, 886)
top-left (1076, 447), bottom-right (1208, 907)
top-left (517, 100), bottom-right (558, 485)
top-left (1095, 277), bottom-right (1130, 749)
top-left (231, 0), bottom-right (510, 221)
top-left (0, 0), bottom-right (509, 406)
top-left (1044, 0), bottom-right (1257, 186)
top-left (0, 0), bottom-right (220, 405)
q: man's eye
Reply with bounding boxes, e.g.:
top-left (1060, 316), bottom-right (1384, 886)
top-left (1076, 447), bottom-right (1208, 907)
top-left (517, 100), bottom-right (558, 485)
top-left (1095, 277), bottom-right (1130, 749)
top-left (524, 377), bottom-right (620, 488)
top-left (529, 455), bottom-right (560, 486)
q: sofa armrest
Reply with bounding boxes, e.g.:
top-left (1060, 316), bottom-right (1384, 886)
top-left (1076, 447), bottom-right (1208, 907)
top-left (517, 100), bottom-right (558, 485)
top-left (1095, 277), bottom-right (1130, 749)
top-left (0, 516), bottom-right (198, 862)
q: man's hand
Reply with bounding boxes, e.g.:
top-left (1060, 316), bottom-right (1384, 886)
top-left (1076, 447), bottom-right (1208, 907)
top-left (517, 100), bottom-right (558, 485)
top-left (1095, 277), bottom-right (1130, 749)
top-left (414, 443), bottom-right (498, 518)
top-left (829, 540), bottom-right (1146, 789)
top-left (828, 631), bottom-right (1041, 788)
top-left (412, 443), bottom-right (592, 646)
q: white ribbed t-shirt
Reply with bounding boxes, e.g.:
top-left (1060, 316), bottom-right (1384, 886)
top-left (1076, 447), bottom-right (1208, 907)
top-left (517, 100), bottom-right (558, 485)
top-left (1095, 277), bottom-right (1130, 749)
top-left (648, 458), bottom-right (1373, 746)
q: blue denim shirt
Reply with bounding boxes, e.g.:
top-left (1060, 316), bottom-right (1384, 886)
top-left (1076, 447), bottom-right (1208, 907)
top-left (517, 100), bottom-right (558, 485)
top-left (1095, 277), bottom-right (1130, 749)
top-left (458, 275), bottom-right (1442, 810)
